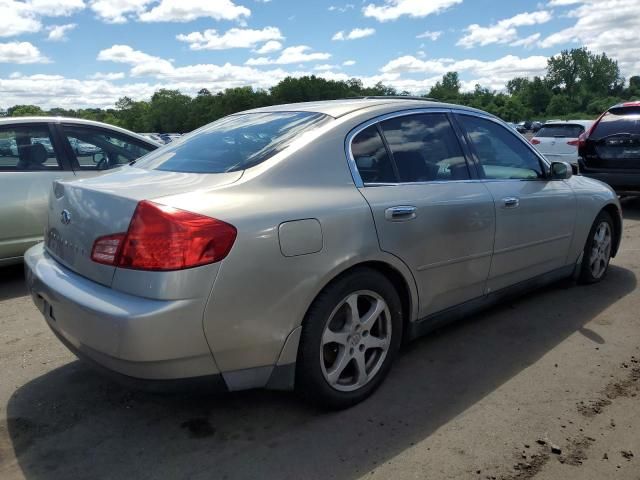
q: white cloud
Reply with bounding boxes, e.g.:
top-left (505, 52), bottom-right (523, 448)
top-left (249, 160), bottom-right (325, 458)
top-left (380, 53), bottom-right (549, 90)
top-left (539, 0), bottom-right (640, 75)
top-left (254, 40), bottom-right (282, 54)
top-left (139, 0), bottom-right (250, 22)
top-left (332, 28), bottom-right (375, 41)
top-left (328, 3), bottom-right (354, 12)
top-left (363, 0), bottom-right (462, 22)
top-left (510, 32), bottom-right (541, 48)
top-left (98, 44), bottom-right (174, 76)
top-left (0, 41), bottom-right (49, 64)
top-left (88, 72), bottom-right (126, 80)
top-left (416, 30), bottom-right (442, 41)
top-left (245, 45), bottom-right (331, 65)
top-left (46, 23), bottom-right (76, 41)
top-left (177, 27), bottom-right (282, 50)
top-left (457, 10), bottom-right (552, 48)
top-left (343, 59), bottom-right (356, 66)
top-left (89, 0), bottom-right (151, 23)
top-left (0, 0), bottom-right (84, 37)
top-left (314, 64), bottom-right (340, 71)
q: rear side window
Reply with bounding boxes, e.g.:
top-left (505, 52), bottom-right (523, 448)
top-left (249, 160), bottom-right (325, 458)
top-left (457, 114), bottom-right (544, 180)
top-left (379, 113), bottom-right (469, 182)
top-left (0, 125), bottom-right (60, 171)
top-left (537, 124), bottom-right (586, 138)
top-left (62, 125), bottom-right (155, 170)
top-left (136, 112), bottom-right (331, 174)
top-left (592, 107), bottom-right (640, 139)
top-left (351, 125), bottom-right (396, 183)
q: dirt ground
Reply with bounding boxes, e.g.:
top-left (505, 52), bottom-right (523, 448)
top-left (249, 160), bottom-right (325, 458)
top-left (1, 199), bottom-right (639, 480)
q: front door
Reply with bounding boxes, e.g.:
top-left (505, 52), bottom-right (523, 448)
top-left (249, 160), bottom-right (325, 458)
top-left (455, 113), bottom-right (576, 292)
top-left (0, 123), bottom-right (75, 261)
top-left (351, 112), bottom-right (496, 318)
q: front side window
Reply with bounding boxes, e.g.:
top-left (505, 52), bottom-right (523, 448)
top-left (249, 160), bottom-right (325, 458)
top-left (62, 125), bottom-right (155, 170)
top-left (351, 125), bottom-right (396, 183)
top-left (379, 113), bottom-right (469, 182)
top-left (0, 125), bottom-right (60, 171)
top-left (136, 112), bottom-right (331, 174)
top-left (457, 115), bottom-right (544, 180)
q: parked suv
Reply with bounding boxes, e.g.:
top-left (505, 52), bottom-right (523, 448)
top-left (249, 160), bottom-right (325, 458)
top-left (578, 101), bottom-right (640, 194)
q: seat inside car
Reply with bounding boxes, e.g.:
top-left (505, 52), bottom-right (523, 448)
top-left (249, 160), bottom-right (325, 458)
top-left (394, 150), bottom-right (438, 182)
top-left (16, 143), bottom-right (48, 170)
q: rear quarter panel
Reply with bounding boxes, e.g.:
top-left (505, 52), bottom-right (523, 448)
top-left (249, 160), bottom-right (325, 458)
top-left (155, 119), bottom-right (419, 373)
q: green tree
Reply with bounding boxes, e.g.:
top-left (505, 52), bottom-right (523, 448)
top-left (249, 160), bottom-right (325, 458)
top-left (428, 72), bottom-right (461, 102)
top-left (8, 105), bottom-right (45, 116)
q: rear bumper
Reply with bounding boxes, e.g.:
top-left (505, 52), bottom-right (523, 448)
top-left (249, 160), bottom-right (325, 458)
top-left (540, 152), bottom-right (579, 163)
top-left (24, 243), bottom-right (221, 382)
top-left (579, 169), bottom-right (640, 194)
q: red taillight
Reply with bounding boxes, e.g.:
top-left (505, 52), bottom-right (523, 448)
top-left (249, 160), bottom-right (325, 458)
top-left (567, 139), bottom-right (579, 146)
top-left (91, 234), bottom-right (125, 265)
top-left (91, 201), bottom-right (237, 271)
top-left (530, 138), bottom-right (540, 145)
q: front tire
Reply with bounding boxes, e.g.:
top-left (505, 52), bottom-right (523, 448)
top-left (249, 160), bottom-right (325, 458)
top-left (296, 268), bottom-right (403, 409)
top-left (579, 211), bottom-right (614, 284)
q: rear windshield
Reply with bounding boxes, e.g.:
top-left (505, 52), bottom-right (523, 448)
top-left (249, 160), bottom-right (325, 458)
top-left (536, 124), bottom-right (586, 138)
top-left (592, 107), bottom-right (640, 139)
top-left (135, 112), bottom-right (331, 173)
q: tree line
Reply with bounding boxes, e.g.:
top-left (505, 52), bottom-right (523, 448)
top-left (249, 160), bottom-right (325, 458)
top-left (3, 47), bottom-right (639, 133)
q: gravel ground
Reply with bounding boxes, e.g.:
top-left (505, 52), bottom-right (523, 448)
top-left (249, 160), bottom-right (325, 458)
top-left (1, 198), bottom-right (639, 480)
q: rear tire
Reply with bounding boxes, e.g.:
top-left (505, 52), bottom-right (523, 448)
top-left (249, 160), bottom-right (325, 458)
top-left (296, 268), bottom-right (403, 409)
top-left (579, 211), bottom-right (614, 284)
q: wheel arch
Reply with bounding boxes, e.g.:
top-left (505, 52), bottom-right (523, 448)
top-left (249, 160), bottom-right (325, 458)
top-left (602, 202), bottom-right (622, 257)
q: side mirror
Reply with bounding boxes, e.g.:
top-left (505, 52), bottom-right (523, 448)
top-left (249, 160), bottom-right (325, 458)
top-left (550, 161), bottom-right (572, 180)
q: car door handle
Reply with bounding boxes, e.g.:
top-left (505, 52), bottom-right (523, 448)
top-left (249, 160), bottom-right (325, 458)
top-left (502, 197), bottom-right (520, 208)
top-left (385, 206), bottom-right (417, 221)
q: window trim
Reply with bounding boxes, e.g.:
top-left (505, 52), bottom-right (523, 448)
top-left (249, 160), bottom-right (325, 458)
top-left (59, 123), bottom-right (158, 172)
top-left (0, 122), bottom-right (68, 172)
top-left (451, 110), bottom-right (551, 182)
top-left (345, 108), bottom-right (476, 187)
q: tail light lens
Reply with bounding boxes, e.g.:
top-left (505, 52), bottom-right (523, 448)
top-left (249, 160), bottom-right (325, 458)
top-left (530, 138), bottom-right (540, 145)
top-left (567, 138), bottom-right (579, 146)
top-left (91, 201), bottom-right (237, 271)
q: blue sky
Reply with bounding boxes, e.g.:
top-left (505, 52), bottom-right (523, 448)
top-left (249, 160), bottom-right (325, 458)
top-left (0, 0), bottom-right (637, 109)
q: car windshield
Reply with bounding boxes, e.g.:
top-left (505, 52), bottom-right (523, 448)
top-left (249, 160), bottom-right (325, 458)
top-left (537, 124), bottom-right (585, 138)
top-left (135, 111), bottom-right (332, 174)
top-left (592, 107), bottom-right (640, 140)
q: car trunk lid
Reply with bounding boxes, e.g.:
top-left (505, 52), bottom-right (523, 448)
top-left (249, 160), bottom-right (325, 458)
top-left (45, 166), bottom-right (242, 286)
top-left (532, 124), bottom-right (587, 156)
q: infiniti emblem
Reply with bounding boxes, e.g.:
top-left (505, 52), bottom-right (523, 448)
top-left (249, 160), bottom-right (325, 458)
top-left (60, 209), bottom-right (72, 225)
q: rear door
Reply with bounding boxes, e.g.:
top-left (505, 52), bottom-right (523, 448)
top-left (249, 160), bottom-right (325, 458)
top-left (455, 113), bottom-right (576, 292)
top-left (351, 111), bottom-right (496, 318)
top-left (0, 122), bottom-right (75, 261)
top-left (582, 106), bottom-right (640, 170)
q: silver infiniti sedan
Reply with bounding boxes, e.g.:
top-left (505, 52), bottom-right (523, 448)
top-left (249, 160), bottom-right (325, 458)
top-left (25, 99), bottom-right (622, 408)
top-left (0, 117), bottom-right (160, 266)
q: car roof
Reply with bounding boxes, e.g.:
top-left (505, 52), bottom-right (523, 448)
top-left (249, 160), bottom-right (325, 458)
top-left (0, 116), bottom-right (162, 147)
top-left (238, 97), bottom-right (481, 119)
top-left (542, 120), bottom-right (593, 127)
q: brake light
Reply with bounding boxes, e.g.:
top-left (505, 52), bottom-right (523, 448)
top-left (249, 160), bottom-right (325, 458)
top-left (91, 234), bottom-right (125, 265)
top-left (530, 138), bottom-right (540, 145)
top-left (91, 201), bottom-right (237, 271)
top-left (567, 139), bottom-right (579, 146)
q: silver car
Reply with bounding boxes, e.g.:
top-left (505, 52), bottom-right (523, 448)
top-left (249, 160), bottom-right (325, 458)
top-left (0, 117), bottom-right (160, 266)
top-left (25, 99), bottom-right (622, 408)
